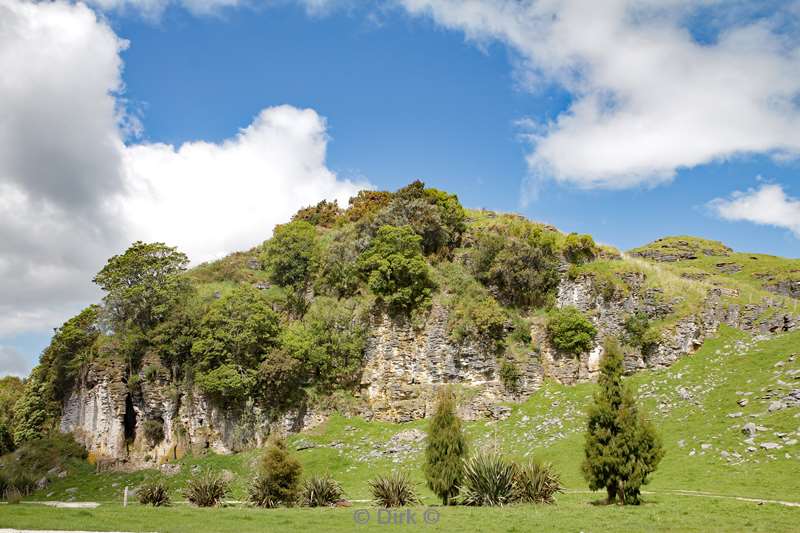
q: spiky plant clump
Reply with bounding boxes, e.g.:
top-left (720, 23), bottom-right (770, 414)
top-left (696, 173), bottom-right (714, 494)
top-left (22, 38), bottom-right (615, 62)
top-left (513, 460), bottom-right (563, 504)
top-left (183, 469), bottom-right (229, 507)
top-left (459, 452), bottom-right (517, 507)
top-left (424, 388), bottom-right (467, 505)
top-left (138, 476), bottom-right (171, 506)
top-left (300, 474), bottom-right (344, 507)
top-left (4, 487), bottom-right (22, 504)
top-left (368, 472), bottom-right (421, 508)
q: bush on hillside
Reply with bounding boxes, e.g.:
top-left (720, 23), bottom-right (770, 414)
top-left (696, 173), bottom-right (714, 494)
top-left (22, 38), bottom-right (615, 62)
top-left (546, 307), bottom-right (597, 355)
top-left (292, 200), bottom-right (343, 227)
top-left (498, 359), bottom-right (522, 393)
top-left (358, 225), bottom-right (435, 314)
top-left (142, 418), bottom-right (165, 446)
top-left (623, 312), bottom-right (661, 354)
top-left (248, 437), bottom-right (303, 508)
top-left (262, 220), bottom-right (319, 290)
top-left (369, 472), bottom-right (420, 508)
top-left (563, 233), bottom-right (598, 265)
top-left (344, 190), bottom-right (393, 223)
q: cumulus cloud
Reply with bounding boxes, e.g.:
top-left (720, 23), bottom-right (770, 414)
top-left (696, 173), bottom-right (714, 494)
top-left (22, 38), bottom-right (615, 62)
top-left (397, 0), bottom-right (800, 191)
top-left (121, 106), bottom-right (365, 264)
top-left (709, 183), bottom-right (800, 237)
top-left (0, 0), bottom-right (366, 350)
top-left (0, 346), bottom-right (35, 377)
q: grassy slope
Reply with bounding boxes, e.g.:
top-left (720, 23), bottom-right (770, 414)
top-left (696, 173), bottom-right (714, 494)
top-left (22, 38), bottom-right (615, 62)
top-left (6, 326), bottom-right (799, 531)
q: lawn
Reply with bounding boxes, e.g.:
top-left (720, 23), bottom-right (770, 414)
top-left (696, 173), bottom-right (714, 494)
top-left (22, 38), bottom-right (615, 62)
top-left (1, 493), bottom-right (798, 533)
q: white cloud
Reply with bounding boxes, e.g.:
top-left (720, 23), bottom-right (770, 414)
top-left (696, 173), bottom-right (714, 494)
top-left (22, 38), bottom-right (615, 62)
top-left (121, 106), bottom-right (365, 264)
top-left (397, 0), bottom-right (800, 191)
top-left (0, 346), bottom-right (35, 377)
top-left (0, 0), bottom-right (367, 347)
top-left (709, 183), bottom-right (800, 237)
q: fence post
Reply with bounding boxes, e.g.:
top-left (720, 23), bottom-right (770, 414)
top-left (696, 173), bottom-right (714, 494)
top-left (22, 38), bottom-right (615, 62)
top-left (124, 486), bottom-right (128, 507)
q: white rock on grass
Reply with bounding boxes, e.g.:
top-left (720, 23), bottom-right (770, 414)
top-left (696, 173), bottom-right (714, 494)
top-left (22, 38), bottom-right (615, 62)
top-left (760, 442), bottom-right (782, 450)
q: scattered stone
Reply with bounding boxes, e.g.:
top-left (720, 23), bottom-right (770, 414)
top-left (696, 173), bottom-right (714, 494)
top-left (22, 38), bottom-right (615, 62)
top-left (677, 439), bottom-right (686, 448)
top-left (747, 447), bottom-right (757, 453)
top-left (737, 399), bottom-right (749, 407)
top-left (785, 439), bottom-right (798, 446)
top-left (742, 423), bottom-right (757, 437)
top-left (720, 450), bottom-right (730, 458)
top-left (294, 439), bottom-right (316, 451)
top-left (728, 412), bottom-right (743, 418)
top-left (701, 443), bottom-right (712, 450)
top-left (760, 442), bottom-right (782, 450)
top-left (677, 387), bottom-right (692, 401)
top-left (344, 425), bottom-right (357, 432)
top-left (689, 449), bottom-right (696, 456)
top-left (159, 463), bottom-right (181, 476)
top-left (769, 401), bottom-right (784, 412)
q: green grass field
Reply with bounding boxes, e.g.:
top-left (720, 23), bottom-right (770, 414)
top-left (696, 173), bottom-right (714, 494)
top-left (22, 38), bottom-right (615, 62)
top-left (3, 326), bottom-right (799, 532)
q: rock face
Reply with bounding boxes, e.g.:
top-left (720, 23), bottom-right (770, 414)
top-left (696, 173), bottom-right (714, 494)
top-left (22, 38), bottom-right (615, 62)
top-left (60, 270), bottom-right (799, 463)
top-left (61, 356), bottom-right (321, 466)
top-left (359, 304), bottom-right (542, 422)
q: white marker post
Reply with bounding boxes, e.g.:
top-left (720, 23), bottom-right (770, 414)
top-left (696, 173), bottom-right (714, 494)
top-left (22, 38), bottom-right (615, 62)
top-left (123, 486), bottom-right (128, 507)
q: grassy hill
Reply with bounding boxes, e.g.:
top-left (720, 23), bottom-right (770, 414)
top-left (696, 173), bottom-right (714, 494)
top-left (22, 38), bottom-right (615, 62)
top-left (3, 326), bottom-right (798, 532)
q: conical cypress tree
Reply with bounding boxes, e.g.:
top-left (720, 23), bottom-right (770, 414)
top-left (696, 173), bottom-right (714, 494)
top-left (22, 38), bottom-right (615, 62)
top-left (424, 387), bottom-right (468, 505)
top-left (582, 338), bottom-right (664, 505)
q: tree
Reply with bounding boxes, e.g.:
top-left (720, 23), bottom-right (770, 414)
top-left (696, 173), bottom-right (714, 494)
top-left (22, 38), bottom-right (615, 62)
top-left (358, 225), bottom-right (435, 313)
top-left (546, 307), bottom-right (597, 355)
top-left (93, 241), bottom-right (189, 330)
top-left (582, 339), bottom-right (665, 505)
top-left (192, 286), bottom-right (281, 372)
top-left (424, 388), bottom-right (468, 505)
top-left (249, 436), bottom-right (303, 507)
top-left (563, 233), bottom-right (597, 265)
top-left (0, 376), bottom-right (24, 454)
top-left (292, 199), bottom-right (343, 228)
top-left (262, 220), bottom-right (318, 289)
top-left (280, 296), bottom-right (367, 390)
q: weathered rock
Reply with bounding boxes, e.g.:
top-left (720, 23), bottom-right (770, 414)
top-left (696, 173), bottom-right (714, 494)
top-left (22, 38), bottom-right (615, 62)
top-left (761, 442), bottom-right (782, 450)
top-left (768, 401), bottom-right (784, 412)
top-left (742, 423), bottom-right (757, 437)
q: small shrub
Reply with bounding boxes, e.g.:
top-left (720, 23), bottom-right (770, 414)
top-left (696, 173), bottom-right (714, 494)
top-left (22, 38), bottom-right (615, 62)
top-left (9, 473), bottom-right (36, 496)
top-left (300, 474), bottom-right (344, 507)
top-left (498, 359), bottom-right (522, 392)
top-left (138, 476), bottom-right (171, 506)
top-left (546, 307), bottom-right (597, 355)
top-left (143, 365), bottom-right (160, 382)
top-left (184, 469), bottom-right (229, 507)
top-left (563, 233), bottom-right (597, 265)
top-left (248, 437), bottom-right (303, 508)
top-left (142, 418), bottom-right (165, 446)
top-left (369, 472), bottom-right (420, 507)
top-left (459, 453), bottom-right (516, 507)
top-left (513, 460), bottom-right (563, 504)
top-left (5, 487), bottom-right (22, 504)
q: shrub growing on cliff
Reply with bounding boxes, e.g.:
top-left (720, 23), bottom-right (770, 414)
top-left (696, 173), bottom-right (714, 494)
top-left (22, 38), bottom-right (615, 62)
top-left (582, 339), bottom-right (665, 505)
top-left (262, 220), bottom-right (318, 290)
top-left (142, 418), bottom-right (165, 446)
top-left (424, 388), bottom-right (468, 505)
top-left (291, 199), bottom-right (342, 227)
top-left (623, 312), bottom-right (661, 354)
top-left (358, 225), bottom-right (435, 314)
top-left (184, 468), bottom-right (229, 507)
top-left (563, 233), bottom-right (598, 265)
top-left (546, 307), bottom-right (597, 355)
top-left (498, 359), bottom-right (521, 393)
top-left (248, 437), bottom-right (303, 508)
top-left (467, 220), bottom-right (561, 308)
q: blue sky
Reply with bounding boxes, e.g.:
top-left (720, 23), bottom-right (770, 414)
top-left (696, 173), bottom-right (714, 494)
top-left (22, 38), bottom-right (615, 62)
top-left (1, 0), bottom-right (799, 376)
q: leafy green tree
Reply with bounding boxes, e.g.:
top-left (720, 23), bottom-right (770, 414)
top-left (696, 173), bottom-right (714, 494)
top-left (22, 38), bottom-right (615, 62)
top-left (424, 388), bottom-right (468, 505)
top-left (93, 241), bottom-right (190, 331)
top-left (314, 225), bottom-right (363, 298)
top-left (280, 296), bottom-right (367, 390)
top-left (192, 285), bottom-right (281, 372)
top-left (358, 225), bottom-right (435, 313)
top-left (0, 377), bottom-right (24, 454)
top-left (262, 220), bottom-right (318, 289)
top-left (195, 364), bottom-right (258, 405)
top-left (12, 307), bottom-right (100, 445)
top-left (546, 307), bottom-right (597, 355)
top-left (582, 339), bottom-right (665, 505)
top-left (622, 312), bottom-right (661, 354)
